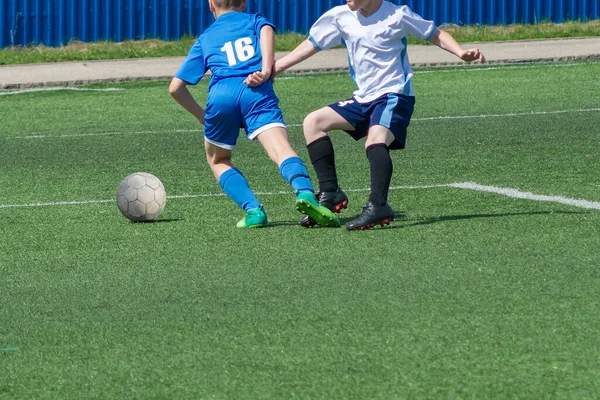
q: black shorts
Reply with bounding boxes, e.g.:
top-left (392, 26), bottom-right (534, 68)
top-left (328, 93), bottom-right (415, 150)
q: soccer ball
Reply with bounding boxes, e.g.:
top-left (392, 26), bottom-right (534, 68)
top-left (116, 172), bottom-right (166, 222)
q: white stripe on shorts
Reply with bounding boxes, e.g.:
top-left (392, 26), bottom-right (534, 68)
top-left (204, 137), bottom-right (234, 150)
top-left (248, 123), bottom-right (287, 141)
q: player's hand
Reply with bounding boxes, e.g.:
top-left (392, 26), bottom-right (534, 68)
top-left (244, 70), bottom-right (271, 87)
top-left (460, 48), bottom-right (486, 63)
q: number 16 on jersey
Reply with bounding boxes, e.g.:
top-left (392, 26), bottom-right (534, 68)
top-left (221, 37), bottom-right (255, 66)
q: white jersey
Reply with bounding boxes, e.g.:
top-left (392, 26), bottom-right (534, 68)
top-left (308, 1), bottom-right (436, 103)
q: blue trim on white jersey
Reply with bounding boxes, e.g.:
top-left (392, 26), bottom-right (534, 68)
top-left (400, 38), bottom-right (412, 96)
top-left (425, 26), bottom-right (438, 41)
top-left (380, 94), bottom-right (399, 128)
top-left (341, 39), bottom-right (356, 83)
top-left (348, 58), bottom-right (356, 83)
top-left (308, 36), bottom-right (322, 51)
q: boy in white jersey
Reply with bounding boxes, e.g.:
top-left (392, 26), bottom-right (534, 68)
top-left (246, 0), bottom-right (485, 230)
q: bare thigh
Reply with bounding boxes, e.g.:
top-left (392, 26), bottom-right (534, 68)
top-left (365, 125), bottom-right (396, 148)
top-left (303, 106), bottom-right (354, 144)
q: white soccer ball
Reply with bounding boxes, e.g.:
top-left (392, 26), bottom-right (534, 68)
top-left (116, 172), bottom-right (166, 222)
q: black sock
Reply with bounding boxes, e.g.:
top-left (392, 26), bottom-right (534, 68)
top-left (307, 136), bottom-right (338, 192)
top-left (367, 144), bottom-right (393, 206)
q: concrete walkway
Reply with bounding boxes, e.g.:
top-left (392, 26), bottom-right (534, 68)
top-left (1, 37), bottom-right (599, 89)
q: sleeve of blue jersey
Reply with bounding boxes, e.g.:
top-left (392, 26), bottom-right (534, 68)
top-left (174, 38), bottom-right (207, 85)
top-left (253, 13), bottom-right (276, 34)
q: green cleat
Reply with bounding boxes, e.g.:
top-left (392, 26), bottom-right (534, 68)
top-left (236, 205), bottom-right (268, 228)
top-left (295, 191), bottom-right (341, 228)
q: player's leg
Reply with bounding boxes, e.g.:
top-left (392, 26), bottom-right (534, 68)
top-left (294, 104), bottom-right (357, 227)
top-left (365, 125), bottom-right (396, 208)
top-left (242, 82), bottom-right (340, 227)
top-left (204, 141), bottom-right (268, 228)
top-left (303, 106), bottom-right (354, 194)
top-left (346, 93), bottom-right (415, 231)
top-left (255, 126), bottom-right (313, 193)
top-left (252, 124), bottom-right (340, 228)
top-left (345, 125), bottom-right (396, 230)
top-left (204, 79), bottom-right (267, 228)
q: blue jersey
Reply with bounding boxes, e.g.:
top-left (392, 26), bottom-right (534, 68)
top-left (174, 12), bottom-right (285, 150)
top-left (175, 12), bottom-right (275, 87)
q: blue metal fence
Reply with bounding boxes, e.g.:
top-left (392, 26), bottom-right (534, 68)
top-left (1, 0), bottom-right (598, 48)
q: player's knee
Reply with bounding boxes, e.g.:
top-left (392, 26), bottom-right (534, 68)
top-left (303, 111), bottom-right (319, 130)
top-left (303, 110), bottom-right (328, 136)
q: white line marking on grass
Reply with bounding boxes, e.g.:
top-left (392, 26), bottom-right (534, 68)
top-left (7, 129), bottom-right (203, 140)
top-left (4, 108), bottom-right (599, 140)
top-left (0, 199), bottom-right (115, 208)
top-left (413, 108), bottom-right (600, 121)
top-left (448, 182), bottom-right (600, 210)
top-left (0, 87), bottom-right (125, 96)
top-left (167, 193), bottom-right (226, 199)
top-left (0, 185), bottom-right (445, 209)
top-left (162, 185), bottom-right (448, 199)
top-left (2, 182), bottom-right (598, 211)
top-left (292, 108), bottom-right (600, 124)
top-left (291, 108), bottom-right (600, 125)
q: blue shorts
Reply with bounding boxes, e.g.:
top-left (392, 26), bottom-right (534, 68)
top-left (328, 93), bottom-right (415, 150)
top-left (204, 77), bottom-right (286, 150)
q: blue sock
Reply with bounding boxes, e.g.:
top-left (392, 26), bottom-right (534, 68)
top-left (218, 168), bottom-right (261, 211)
top-left (279, 156), bottom-right (315, 194)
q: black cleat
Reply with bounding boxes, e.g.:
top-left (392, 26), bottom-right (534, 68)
top-left (346, 201), bottom-right (395, 231)
top-left (301, 187), bottom-right (349, 227)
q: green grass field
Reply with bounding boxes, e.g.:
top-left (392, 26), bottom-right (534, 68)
top-left (1, 62), bottom-right (600, 399)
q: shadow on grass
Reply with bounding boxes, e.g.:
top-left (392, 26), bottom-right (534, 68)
top-left (396, 210), bottom-right (585, 229)
top-left (331, 210), bottom-right (583, 231)
top-left (268, 220), bottom-right (304, 228)
top-left (231, 210), bottom-right (585, 230)
top-left (131, 218), bottom-right (183, 223)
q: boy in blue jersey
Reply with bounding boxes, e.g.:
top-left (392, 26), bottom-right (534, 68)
top-left (169, 0), bottom-right (340, 228)
top-left (250, 0), bottom-right (485, 230)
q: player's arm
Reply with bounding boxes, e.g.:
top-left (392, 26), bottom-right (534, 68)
top-left (244, 25), bottom-right (276, 87)
top-left (429, 29), bottom-right (486, 63)
top-left (271, 9), bottom-right (338, 76)
top-left (260, 25), bottom-right (275, 78)
top-left (274, 39), bottom-right (319, 74)
top-left (169, 78), bottom-right (206, 125)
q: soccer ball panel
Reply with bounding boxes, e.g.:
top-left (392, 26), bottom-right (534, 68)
top-left (154, 186), bottom-right (167, 206)
top-left (117, 180), bottom-right (130, 195)
top-left (146, 200), bottom-right (161, 215)
top-left (127, 174), bottom-right (147, 189)
top-left (122, 186), bottom-right (138, 202)
top-left (145, 175), bottom-right (163, 190)
top-left (128, 200), bottom-right (147, 219)
top-left (117, 195), bottom-right (129, 213)
top-left (137, 185), bottom-right (155, 204)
